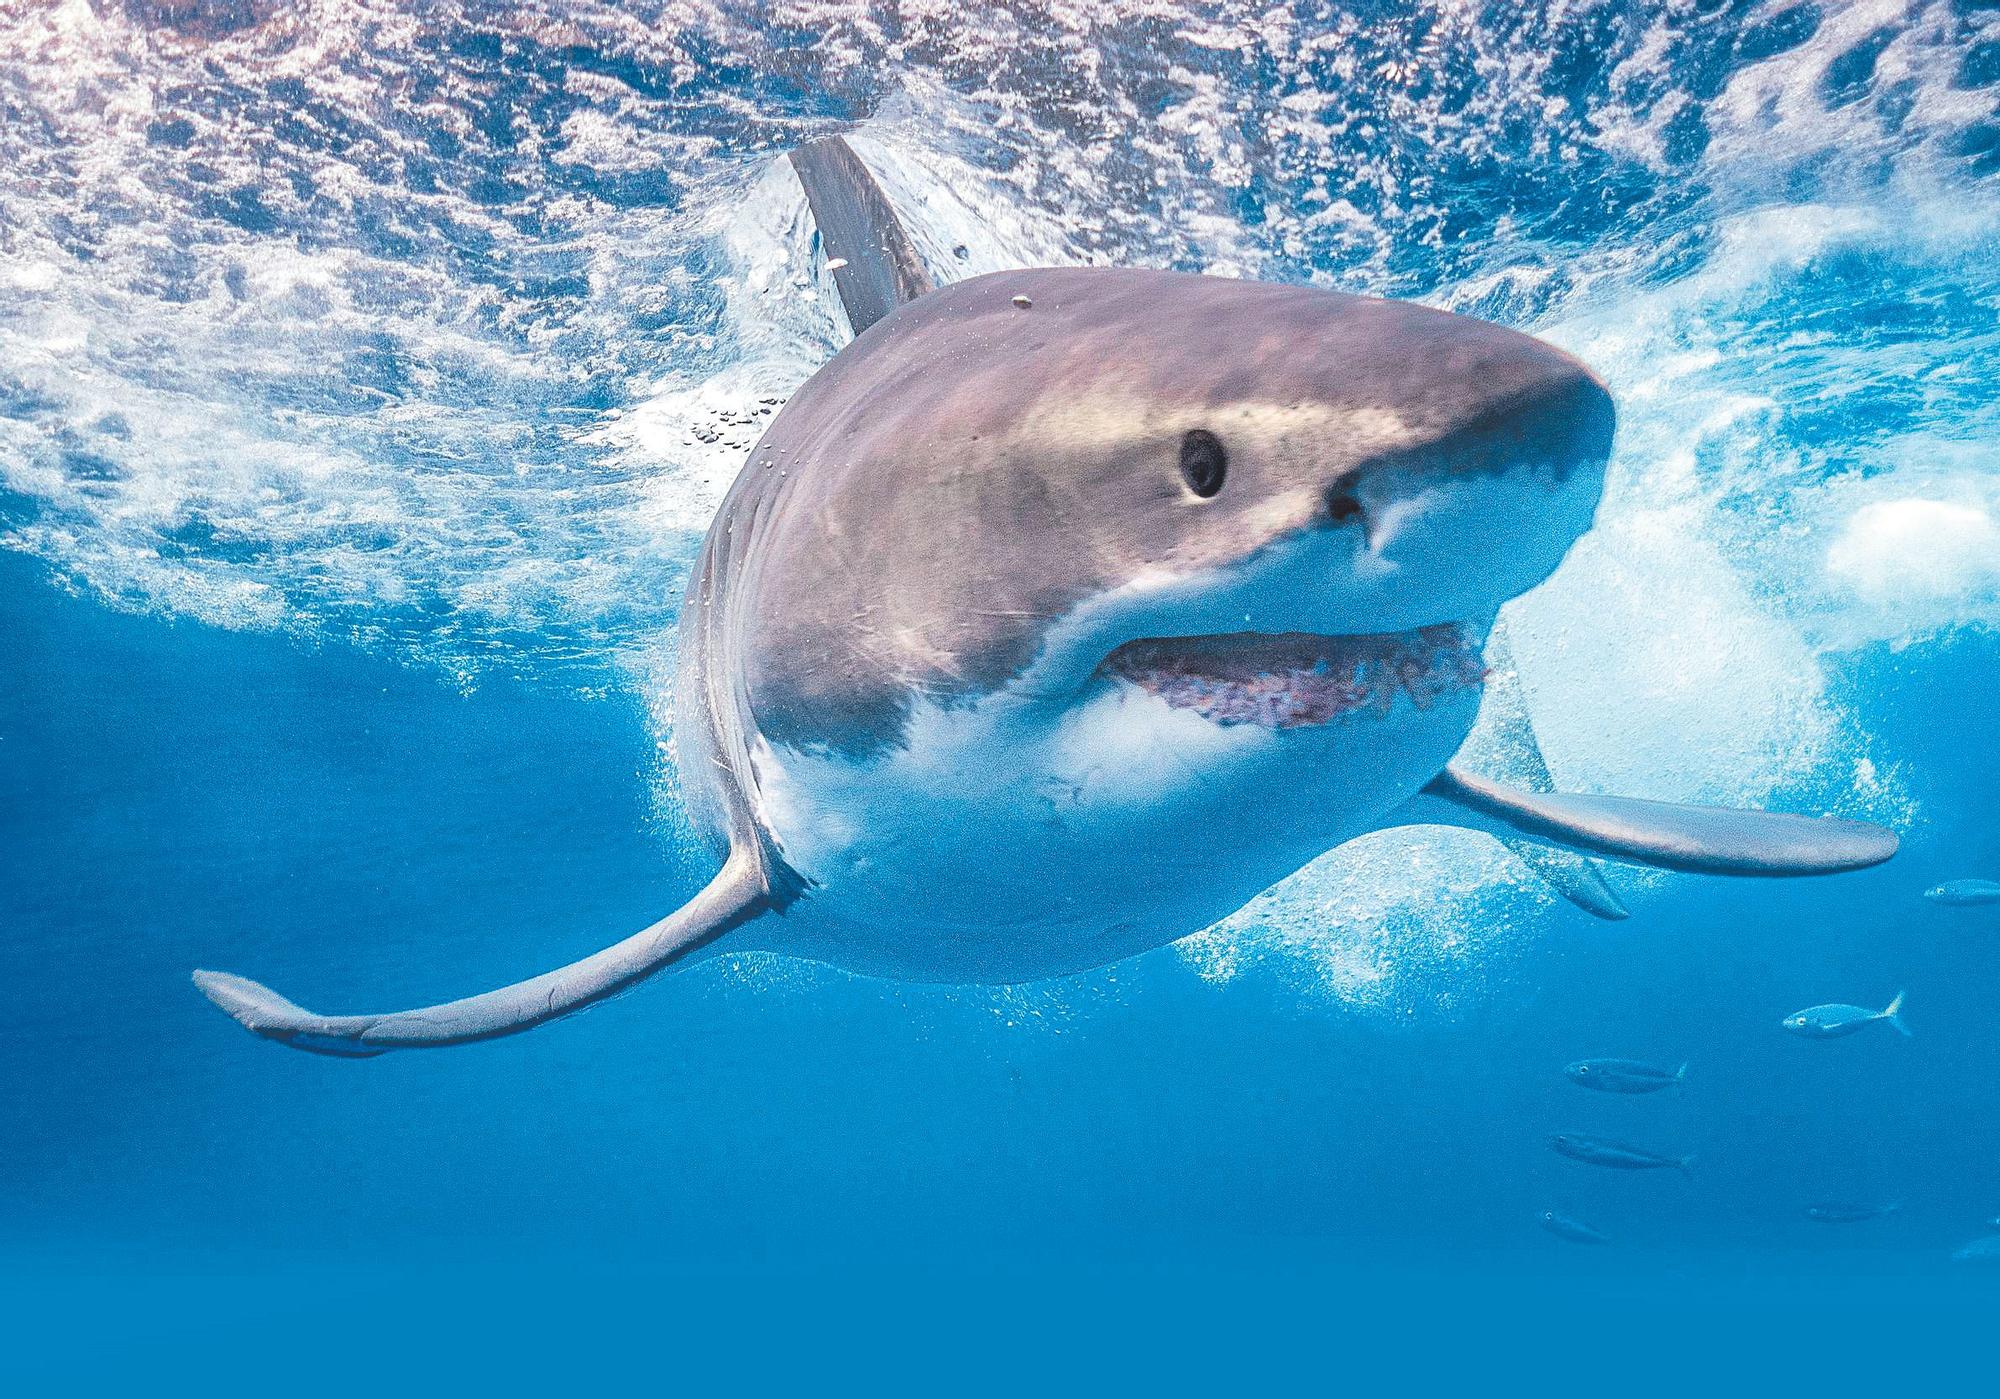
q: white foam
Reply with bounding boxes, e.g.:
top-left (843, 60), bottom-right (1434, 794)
top-left (1185, 828), bottom-right (1552, 1018)
top-left (1505, 515), bottom-right (1840, 806)
top-left (1826, 495), bottom-right (2000, 634)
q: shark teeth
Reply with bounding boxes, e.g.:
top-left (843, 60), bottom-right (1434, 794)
top-left (1099, 623), bottom-right (1486, 729)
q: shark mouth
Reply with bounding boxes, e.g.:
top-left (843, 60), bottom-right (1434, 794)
top-left (1098, 623), bottom-right (1487, 729)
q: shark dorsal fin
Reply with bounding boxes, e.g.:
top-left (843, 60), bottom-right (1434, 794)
top-left (789, 135), bottom-right (936, 337)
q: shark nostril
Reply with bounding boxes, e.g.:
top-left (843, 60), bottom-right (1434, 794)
top-left (1326, 489), bottom-right (1366, 528)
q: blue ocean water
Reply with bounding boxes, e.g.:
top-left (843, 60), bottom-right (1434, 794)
top-left (5, 0), bottom-right (2000, 1383)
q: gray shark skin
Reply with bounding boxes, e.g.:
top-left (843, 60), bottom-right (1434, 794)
top-left (193, 136), bottom-right (1899, 1054)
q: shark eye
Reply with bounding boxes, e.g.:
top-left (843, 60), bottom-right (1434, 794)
top-left (1179, 429), bottom-right (1227, 497)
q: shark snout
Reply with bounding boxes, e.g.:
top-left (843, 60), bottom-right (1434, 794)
top-left (1458, 355), bottom-right (1616, 487)
top-left (1337, 344), bottom-right (1614, 507)
top-left (1322, 338), bottom-right (1614, 628)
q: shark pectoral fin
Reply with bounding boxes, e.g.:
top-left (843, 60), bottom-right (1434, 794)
top-left (1501, 838), bottom-right (1630, 920)
top-left (1462, 621), bottom-right (1623, 919)
top-left (193, 848), bottom-right (773, 1055)
top-left (1415, 764), bottom-right (1898, 877)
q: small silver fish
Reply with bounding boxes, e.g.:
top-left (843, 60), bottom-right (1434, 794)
top-left (1566, 1058), bottom-right (1687, 1094)
top-left (1781, 990), bottom-right (1908, 1039)
top-left (1925, 879), bottom-right (2000, 907)
top-left (1951, 1235), bottom-right (2000, 1263)
top-left (1549, 1133), bottom-right (1693, 1173)
top-left (1805, 1201), bottom-right (1901, 1223)
top-left (1539, 1210), bottom-right (1611, 1245)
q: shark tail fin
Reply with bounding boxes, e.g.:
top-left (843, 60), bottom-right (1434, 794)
top-left (1883, 989), bottom-right (1911, 1037)
top-left (789, 135), bottom-right (936, 338)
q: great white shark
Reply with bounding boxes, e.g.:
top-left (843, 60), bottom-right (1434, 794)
top-left (194, 136), bottom-right (1897, 1054)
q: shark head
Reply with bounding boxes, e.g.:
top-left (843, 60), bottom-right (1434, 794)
top-left (721, 267), bottom-right (1614, 964)
top-left (992, 271), bottom-right (1613, 799)
top-left (738, 267), bottom-right (1611, 762)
